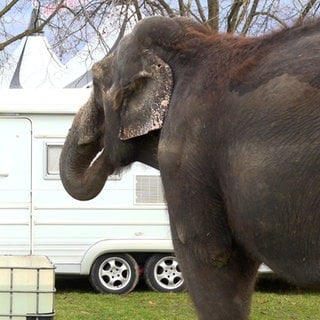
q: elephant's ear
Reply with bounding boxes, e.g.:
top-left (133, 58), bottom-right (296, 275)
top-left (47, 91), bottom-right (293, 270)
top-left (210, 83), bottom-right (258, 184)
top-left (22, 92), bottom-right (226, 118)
top-left (118, 50), bottom-right (173, 140)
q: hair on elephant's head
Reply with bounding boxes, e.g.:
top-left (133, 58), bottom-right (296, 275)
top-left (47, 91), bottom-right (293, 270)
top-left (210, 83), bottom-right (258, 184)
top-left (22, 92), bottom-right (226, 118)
top-left (59, 17), bottom-right (201, 200)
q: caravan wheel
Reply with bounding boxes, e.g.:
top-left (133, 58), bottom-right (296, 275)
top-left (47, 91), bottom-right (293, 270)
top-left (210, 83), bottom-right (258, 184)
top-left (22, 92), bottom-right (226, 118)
top-left (144, 254), bottom-right (185, 292)
top-left (89, 253), bottom-right (139, 294)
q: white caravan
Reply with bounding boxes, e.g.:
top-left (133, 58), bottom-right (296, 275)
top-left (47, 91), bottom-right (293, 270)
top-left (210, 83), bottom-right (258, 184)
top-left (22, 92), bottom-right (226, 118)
top-left (0, 89), bottom-right (184, 294)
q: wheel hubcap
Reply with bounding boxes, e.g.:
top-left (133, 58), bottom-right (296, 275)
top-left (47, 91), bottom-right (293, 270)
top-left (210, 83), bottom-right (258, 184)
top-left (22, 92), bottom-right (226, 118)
top-left (154, 256), bottom-right (183, 290)
top-left (99, 257), bottom-right (131, 291)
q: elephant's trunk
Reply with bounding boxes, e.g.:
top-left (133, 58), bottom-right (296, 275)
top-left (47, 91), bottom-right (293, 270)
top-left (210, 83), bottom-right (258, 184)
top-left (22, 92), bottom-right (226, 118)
top-left (59, 128), bottom-right (113, 201)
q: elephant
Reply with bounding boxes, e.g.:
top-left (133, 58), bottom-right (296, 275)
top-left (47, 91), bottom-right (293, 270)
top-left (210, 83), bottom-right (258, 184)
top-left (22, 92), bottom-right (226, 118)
top-left (60, 16), bottom-right (320, 320)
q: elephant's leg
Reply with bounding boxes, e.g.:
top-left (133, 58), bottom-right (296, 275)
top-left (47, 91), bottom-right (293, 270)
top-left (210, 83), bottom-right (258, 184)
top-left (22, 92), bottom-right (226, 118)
top-left (174, 236), bottom-right (259, 320)
top-left (164, 184), bottom-right (259, 320)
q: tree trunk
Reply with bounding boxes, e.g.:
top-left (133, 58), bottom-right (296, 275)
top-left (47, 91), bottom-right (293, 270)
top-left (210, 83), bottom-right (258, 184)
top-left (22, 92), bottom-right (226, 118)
top-left (207, 0), bottom-right (219, 31)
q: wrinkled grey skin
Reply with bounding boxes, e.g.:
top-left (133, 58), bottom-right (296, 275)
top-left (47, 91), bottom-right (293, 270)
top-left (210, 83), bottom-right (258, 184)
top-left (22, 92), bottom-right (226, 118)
top-left (60, 17), bottom-right (320, 320)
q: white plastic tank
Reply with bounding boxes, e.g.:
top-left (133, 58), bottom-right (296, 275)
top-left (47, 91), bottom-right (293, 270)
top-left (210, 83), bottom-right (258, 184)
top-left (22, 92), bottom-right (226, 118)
top-left (0, 255), bottom-right (55, 320)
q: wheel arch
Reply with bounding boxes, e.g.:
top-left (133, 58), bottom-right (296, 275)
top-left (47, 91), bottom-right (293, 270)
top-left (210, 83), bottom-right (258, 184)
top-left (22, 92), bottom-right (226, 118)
top-left (80, 239), bottom-right (174, 275)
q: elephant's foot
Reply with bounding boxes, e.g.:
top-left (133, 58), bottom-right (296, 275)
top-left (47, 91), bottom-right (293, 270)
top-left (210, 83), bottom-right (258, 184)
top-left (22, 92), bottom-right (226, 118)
top-left (178, 246), bottom-right (259, 320)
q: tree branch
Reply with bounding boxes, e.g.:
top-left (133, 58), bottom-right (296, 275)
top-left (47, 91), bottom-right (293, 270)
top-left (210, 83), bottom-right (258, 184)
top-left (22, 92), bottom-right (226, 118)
top-left (194, 0), bottom-right (206, 22)
top-left (299, 0), bottom-right (317, 21)
top-left (0, 0), bottom-right (64, 51)
top-left (249, 11), bottom-right (289, 30)
top-left (227, 0), bottom-right (244, 33)
top-left (132, 0), bottom-right (142, 20)
top-left (156, 0), bottom-right (176, 17)
top-left (0, 0), bottom-right (19, 18)
top-left (241, 0), bottom-right (259, 35)
top-left (179, 0), bottom-right (186, 16)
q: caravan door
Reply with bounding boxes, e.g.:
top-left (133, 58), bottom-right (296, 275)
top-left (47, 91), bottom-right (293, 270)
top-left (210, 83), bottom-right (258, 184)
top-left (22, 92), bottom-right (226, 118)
top-left (0, 117), bottom-right (32, 255)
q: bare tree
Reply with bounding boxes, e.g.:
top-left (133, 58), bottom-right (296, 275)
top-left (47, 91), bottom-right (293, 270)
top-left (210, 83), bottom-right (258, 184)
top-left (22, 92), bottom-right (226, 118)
top-left (1, 0), bottom-right (320, 67)
top-left (225, 0), bottom-right (320, 36)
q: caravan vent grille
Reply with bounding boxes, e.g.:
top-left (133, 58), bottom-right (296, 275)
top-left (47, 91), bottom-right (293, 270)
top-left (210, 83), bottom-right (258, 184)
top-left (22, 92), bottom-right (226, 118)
top-left (135, 175), bottom-right (165, 204)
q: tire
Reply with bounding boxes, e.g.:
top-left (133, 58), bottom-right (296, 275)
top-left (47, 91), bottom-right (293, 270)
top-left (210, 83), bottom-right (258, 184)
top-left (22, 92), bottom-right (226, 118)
top-left (89, 253), bottom-right (139, 294)
top-left (144, 254), bottom-right (185, 293)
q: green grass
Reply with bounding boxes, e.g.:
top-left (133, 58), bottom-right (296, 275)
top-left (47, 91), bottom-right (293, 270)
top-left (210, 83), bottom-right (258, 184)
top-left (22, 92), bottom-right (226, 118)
top-left (55, 277), bottom-right (320, 320)
top-left (252, 293), bottom-right (320, 320)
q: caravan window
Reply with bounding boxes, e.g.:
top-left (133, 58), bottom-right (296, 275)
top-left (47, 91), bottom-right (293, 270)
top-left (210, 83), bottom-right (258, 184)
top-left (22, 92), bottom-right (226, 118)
top-left (45, 143), bottom-right (63, 179)
top-left (47, 144), bottom-right (62, 176)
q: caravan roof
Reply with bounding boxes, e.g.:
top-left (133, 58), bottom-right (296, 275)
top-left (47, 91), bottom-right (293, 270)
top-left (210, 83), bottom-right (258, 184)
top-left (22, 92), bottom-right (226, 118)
top-left (0, 89), bottom-right (90, 114)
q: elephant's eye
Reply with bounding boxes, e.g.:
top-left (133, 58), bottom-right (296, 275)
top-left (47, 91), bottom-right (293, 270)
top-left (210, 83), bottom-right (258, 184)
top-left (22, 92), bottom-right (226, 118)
top-left (115, 77), bottom-right (148, 110)
top-left (113, 90), bottom-right (123, 110)
top-left (123, 77), bottom-right (147, 96)
top-left (112, 83), bottom-right (136, 110)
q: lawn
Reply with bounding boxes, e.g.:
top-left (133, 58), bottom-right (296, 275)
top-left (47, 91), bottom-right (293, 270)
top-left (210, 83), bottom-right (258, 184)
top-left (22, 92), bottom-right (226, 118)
top-left (55, 277), bottom-right (320, 320)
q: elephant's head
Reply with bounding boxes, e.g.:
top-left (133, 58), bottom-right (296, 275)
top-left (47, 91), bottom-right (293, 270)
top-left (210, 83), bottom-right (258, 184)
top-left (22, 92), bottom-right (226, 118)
top-left (59, 16), bottom-right (208, 200)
